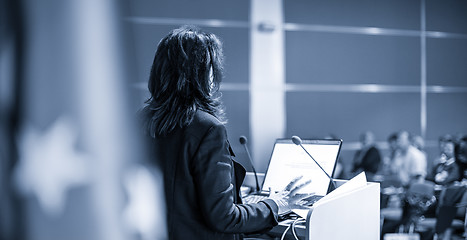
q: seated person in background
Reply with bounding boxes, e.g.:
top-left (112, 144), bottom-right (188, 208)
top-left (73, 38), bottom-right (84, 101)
top-left (378, 132), bottom-right (400, 177)
top-left (430, 135), bottom-right (458, 186)
top-left (412, 135), bottom-right (426, 155)
top-left (393, 131), bottom-right (427, 187)
top-left (412, 135), bottom-right (428, 167)
top-left (351, 131), bottom-right (381, 180)
top-left (435, 135), bottom-right (467, 240)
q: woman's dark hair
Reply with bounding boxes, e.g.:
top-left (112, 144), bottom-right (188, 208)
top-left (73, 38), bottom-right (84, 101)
top-left (140, 26), bottom-right (226, 137)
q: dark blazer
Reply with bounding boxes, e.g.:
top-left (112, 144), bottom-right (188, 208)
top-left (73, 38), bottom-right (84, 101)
top-left (150, 110), bottom-right (279, 240)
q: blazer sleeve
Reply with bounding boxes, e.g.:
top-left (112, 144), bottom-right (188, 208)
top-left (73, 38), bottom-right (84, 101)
top-left (191, 123), bottom-right (279, 233)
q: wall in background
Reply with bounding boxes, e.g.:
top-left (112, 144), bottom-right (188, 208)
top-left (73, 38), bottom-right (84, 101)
top-left (125, 0), bottom-right (254, 169)
top-left (126, 0), bottom-right (467, 175)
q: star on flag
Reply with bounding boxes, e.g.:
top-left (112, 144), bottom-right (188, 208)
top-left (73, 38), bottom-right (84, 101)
top-left (14, 117), bottom-right (90, 217)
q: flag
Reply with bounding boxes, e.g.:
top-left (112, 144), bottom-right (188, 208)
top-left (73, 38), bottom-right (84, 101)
top-left (1, 0), bottom-right (167, 240)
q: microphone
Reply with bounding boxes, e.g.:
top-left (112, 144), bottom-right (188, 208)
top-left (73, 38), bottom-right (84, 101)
top-left (291, 135), bottom-right (337, 190)
top-left (239, 136), bottom-right (260, 192)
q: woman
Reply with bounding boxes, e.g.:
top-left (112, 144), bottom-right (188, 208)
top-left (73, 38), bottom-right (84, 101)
top-left (432, 135), bottom-right (458, 185)
top-left (435, 135), bottom-right (467, 239)
top-left (140, 26), bottom-right (305, 240)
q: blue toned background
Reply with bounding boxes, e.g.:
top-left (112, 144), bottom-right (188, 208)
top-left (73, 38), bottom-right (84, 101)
top-left (126, 0), bottom-right (467, 174)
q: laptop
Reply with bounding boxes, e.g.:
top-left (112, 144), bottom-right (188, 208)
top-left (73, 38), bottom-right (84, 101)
top-left (242, 138), bottom-right (343, 206)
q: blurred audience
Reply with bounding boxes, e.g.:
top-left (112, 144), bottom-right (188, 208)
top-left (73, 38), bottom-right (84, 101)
top-left (428, 135), bottom-right (458, 186)
top-left (435, 135), bottom-right (467, 240)
top-left (351, 131), bottom-right (381, 180)
top-left (412, 135), bottom-right (425, 152)
top-left (374, 132), bottom-right (467, 239)
top-left (393, 131), bottom-right (427, 187)
top-left (412, 135), bottom-right (427, 160)
top-left (378, 132), bottom-right (400, 177)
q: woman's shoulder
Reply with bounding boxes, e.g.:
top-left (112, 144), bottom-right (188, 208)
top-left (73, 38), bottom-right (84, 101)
top-left (193, 110), bottom-right (224, 127)
top-left (185, 110), bottom-right (225, 137)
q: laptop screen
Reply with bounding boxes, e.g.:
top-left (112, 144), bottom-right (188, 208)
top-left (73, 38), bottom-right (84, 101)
top-left (261, 139), bottom-right (342, 196)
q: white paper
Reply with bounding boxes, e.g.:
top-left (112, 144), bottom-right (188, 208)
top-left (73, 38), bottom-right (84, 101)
top-left (316, 171), bottom-right (367, 205)
top-left (290, 172), bottom-right (367, 219)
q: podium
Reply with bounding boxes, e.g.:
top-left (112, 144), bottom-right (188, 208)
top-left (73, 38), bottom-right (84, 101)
top-left (242, 172), bottom-right (380, 239)
top-left (304, 181), bottom-right (380, 240)
top-left (254, 179), bottom-right (380, 240)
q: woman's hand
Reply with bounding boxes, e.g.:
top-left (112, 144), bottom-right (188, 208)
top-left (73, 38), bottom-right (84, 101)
top-left (268, 176), bottom-right (313, 215)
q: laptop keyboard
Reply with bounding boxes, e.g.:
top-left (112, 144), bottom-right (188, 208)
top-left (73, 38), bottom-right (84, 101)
top-left (242, 194), bottom-right (323, 206)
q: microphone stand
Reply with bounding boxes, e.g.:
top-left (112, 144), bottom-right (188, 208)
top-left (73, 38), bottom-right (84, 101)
top-left (292, 136), bottom-right (337, 190)
top-left (240, 136), bottom-right (260, 193)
